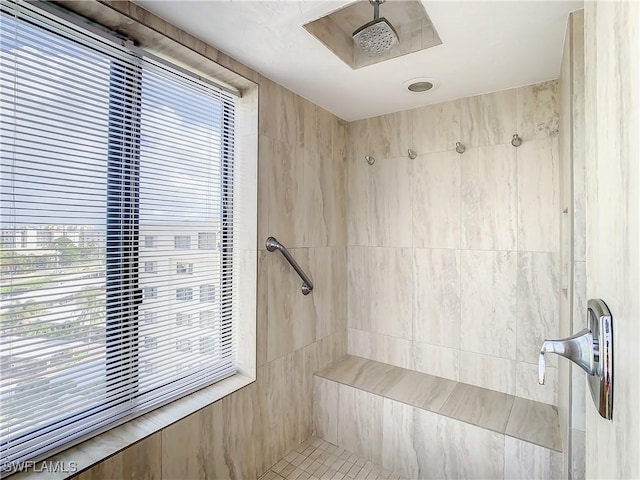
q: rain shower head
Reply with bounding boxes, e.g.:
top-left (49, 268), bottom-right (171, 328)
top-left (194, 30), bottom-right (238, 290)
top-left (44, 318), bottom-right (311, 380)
top-left (353, 0), bottom-right (399, 57)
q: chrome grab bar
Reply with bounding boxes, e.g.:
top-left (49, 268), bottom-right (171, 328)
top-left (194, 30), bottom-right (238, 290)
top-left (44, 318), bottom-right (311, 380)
top-left (265, 236), bottom-right (313, 295)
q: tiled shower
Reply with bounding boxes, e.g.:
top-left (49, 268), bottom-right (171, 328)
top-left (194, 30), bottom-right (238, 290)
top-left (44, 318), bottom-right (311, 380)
top-left (63, 2), bottom-right (595, 480)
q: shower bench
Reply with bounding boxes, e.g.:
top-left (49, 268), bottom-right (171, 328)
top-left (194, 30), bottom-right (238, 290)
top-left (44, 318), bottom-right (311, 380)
top-left (313, 354), bottom-right (562, 479)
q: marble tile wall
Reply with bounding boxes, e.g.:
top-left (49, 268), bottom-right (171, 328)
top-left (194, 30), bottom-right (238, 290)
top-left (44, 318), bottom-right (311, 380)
top-left (347, 82), bottom-right (561, 405)
top-left (69, 3), bottom-right (349, 479)
top-left (584, 1), bottom-right (640, 478)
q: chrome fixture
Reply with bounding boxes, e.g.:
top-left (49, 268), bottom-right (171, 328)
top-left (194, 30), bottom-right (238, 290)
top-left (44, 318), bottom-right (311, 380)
top-left (353, 0), bottom-right (399, 57)
top-left (511, 134), bottom-right (523, 147)
top-left (266, 236), bottom-right (314, 295)
top-left (538, 298), bottom-right (613, 419)
top-left (365, 155), bottom-right (375, 165)
top-left (455, 142), bottom-right (466, 154)
top-left (407, 148), bottom-right (417, 160)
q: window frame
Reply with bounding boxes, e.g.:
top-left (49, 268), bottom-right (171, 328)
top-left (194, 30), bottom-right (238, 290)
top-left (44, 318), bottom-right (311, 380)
top-left (0, 0), bottom-right (257, 472)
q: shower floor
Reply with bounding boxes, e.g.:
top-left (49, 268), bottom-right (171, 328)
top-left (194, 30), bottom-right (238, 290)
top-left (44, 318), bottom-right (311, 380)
top-left (259, 436), bottom-right (408, 480)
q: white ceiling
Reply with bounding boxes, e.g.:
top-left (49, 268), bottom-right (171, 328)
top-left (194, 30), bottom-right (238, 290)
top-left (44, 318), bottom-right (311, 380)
top-left (134, 0), bottom-right (583, 122)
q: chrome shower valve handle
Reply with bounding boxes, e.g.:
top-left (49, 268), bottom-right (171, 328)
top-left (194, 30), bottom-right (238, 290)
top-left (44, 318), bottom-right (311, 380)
top-left (538, 298), bottom-right (614, 420)
top-left (537, 328), bottom-right (594, 385)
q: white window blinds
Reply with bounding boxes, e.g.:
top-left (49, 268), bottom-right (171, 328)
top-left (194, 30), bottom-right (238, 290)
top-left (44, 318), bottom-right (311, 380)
top-left (0, 1), bottom-right (238, 468)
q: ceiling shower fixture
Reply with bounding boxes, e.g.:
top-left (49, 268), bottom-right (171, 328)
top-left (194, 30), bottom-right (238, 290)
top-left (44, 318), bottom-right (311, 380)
top-left (353, 0), bottom-right (399, 57)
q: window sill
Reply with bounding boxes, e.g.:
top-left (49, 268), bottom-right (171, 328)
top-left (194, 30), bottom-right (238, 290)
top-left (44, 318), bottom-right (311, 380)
top-left (7, 373), bottom-right (254, 480)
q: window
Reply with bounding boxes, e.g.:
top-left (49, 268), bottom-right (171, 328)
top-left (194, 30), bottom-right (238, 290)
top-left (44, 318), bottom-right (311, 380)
top-left (200, 285), bottom-right (216, 303)
top-left (174, 235), bottom-right (191, 249)
top-left (199, 310), bottom-right (215, 329)
top-left (36, 230), bottom-right (53, 248)
top-left (0, 2), bottom-right (240, 469)
top-left (143, 286), bottom-right (158, 298)
top-left (176, 312), bottom-right (192, 326)
top-left (175, 339), bottom-right (192, 352)
top-left (144, 261), bottom-right (158, 273)
top-left (199, 336), bottom-right (219, 355)
top-left (144, 235), bottom-right (156, 248)
top-left (176, 262), bottom-right (193, 274)
top-left (19, 230), bottom-right (28, 248)
top-left (176, 287), bottom-right (193, 301)
top-left (198, 232), bottom-right (216, 250)
top-left (1, 230), bottom-right (15, 249)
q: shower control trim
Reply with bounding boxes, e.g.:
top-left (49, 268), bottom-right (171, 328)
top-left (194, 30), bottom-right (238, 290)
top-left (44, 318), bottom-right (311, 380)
top-left (538, 298), bottom-right (613, 420)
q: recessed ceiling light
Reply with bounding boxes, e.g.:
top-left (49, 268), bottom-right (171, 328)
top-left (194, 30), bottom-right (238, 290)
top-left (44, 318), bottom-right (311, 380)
top-left (404, 77), bottom-right (438, 93)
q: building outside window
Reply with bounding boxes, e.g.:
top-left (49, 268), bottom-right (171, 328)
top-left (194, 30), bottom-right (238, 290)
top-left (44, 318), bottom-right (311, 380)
top-left (176, 262), bottom-right (193, 274)
top-left (198, 232), bottom-right (216, 250)
top-left (1, 230), bottom-right (15, 249)
top-left (144, 235), bottom-right (156, 248)
top-left (200, 285), bottom-right (216, 302)
top-left (176, 312), bottom-right (192, 326)
top-left (176, 287), bottom-right (193, 301)
top-left (175, 339), bottom-right (192, 352)
top-left (199, 310), bottom-right (216, 329)
top-left (36, 230), bottom-right (53, 248)
top-left (142, 311), bottom-right (156, 324)
top-left (143, 286), bottom-right (158, 298)
top-left (199, 336), bottom-right (218, 355)
top-left (144, 261), bottom-right (157, 273)
top-left (174, 235), bottom-right (191, 249)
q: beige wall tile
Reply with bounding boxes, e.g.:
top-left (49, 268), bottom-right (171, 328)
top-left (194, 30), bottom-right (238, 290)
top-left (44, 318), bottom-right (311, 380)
top-left (257, 250), bottom-right (269, 367)
top-left (516, 361), bottom-right (558, 406)
top-left (310, 247), bottom-right (347, 340)
top-left (411, 101), bottom-right (461, 155)
top-left (313, 376), bottom-right (338, 444)
top-left (262, 136), bottom-right (304, 248)
top-left (75, 433), bottom-right (162, 480)
top-left (161, 402), bottom-right (227, 480)
top-left (504, 436), bottom-right (563, 480)
top-left (460, 89), bottom-right (517, 147)
top-left (348, 156), bottom-right (412, 247)
top-left (412, 151), bottom-right (461, 248)
top-left (460, 250), bottom-right (517, 359)
top-left (412, 341), bottom-right (459, 381)
top-left (257, 360), bottom-right (286, 472)
top-left (267, 248), bottom-right (316, 362)
top-left (584, 2), bottom-right (640, 476)
top-left (413, 248), bottom-right (461, 348)
top-left (571, 428), bottom-right (586, 479)
top-left (304, 150), bottom-right (346, 247)
top-left (258, 78), bottom-right (298, 146)
top-left (413, 409), bottom-right (505, 479)
top-left (347, 328), bottom-right (414, 370)
top-left (517, 138), bottom-right (560, 252)
top-left (516, 252), bottom-right (559, 366)
top-left (347, 247), bottom-right (412, 339)
top-left (222, 383), bottom-right (260, 480)
top-left (458, 351), bottom-right (516, 395)
top-left (461, 145), bottom-right (517, 250)
top-left (366, 110), bottom-right (412, 160)
top-left (516, 80), bottom-right (560, 141)
top-left (570, 363), bottom-right (586, 431)
top-left (382, 399), bottom-right (419, 479)
top-left (337, 384), bottom-right (383, 465)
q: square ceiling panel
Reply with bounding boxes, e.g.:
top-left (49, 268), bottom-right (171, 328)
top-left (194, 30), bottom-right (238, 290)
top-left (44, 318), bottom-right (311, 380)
top-left (304, 0), bottom-right (442, 69)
